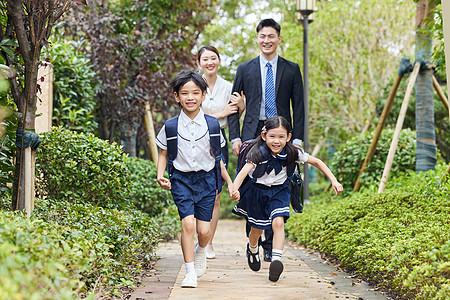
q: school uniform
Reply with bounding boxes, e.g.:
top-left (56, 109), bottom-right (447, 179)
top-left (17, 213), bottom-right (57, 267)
top-left (232, 148), bottom-right (309, 229)
top-left (201, 75), bottom-right (232, 167)
top-left (156, 109), bottom-right (226, 222)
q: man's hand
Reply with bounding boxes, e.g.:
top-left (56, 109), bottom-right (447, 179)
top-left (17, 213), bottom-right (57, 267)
top-left (232, 140), bottom-right (242, 157)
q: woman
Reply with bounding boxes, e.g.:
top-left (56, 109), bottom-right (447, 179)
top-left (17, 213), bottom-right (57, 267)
top-left (197, 45), bottom-right (245, 259)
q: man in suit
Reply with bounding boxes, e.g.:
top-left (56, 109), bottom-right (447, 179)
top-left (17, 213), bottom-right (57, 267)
top-left (228, 18), bottom-right (304, 262)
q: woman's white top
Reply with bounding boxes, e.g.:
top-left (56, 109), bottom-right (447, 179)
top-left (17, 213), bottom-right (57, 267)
top-left (249, 149), bottom-right (309, 186)
top-left (201, 75), bottom-right (232, 128)
top-left (155, 109), bottom-right (226, 173)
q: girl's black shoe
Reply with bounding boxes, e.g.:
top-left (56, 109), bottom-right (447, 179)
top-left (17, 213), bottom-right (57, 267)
top-left (269, 260), bottom-right (284, 282)
top-left (246, 243), bottom-right (261, 271)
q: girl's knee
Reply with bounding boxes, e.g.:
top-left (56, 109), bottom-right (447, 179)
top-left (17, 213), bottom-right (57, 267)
top-left (272, 217), bottom-right (284, 231)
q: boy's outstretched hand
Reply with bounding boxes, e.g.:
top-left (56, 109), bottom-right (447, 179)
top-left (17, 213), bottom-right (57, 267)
top-left (157, 177), bottom-right (171, 190)
top-left (332, 181), bottom-right (343, 195)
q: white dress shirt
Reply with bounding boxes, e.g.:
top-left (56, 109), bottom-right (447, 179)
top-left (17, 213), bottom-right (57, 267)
top-left (202, 75), bottom-right (232, 128)
top-left (156, 109), bottom-right (226, 173)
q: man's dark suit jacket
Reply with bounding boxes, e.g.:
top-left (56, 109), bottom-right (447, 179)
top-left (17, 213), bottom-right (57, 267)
top-left (228, 56), bottom-right (304, 143)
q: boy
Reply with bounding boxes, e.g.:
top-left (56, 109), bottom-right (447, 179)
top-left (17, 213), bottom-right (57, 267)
top-left (156, 70), bottom-right (239, 288)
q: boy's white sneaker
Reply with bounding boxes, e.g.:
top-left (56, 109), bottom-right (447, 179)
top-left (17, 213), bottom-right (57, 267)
top-left (181, 270), bottom-right (197, 288)
top-left (194, 243), bottom-right (207, 277)
top-left (205, 244), bottom-right (216, 259)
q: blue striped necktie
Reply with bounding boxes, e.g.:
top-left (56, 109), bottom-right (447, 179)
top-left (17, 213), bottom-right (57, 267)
top-left (265, 62), bottom-right (276, 118)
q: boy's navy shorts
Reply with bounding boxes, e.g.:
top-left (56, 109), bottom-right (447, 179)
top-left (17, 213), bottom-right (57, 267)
top-left (170, 169), bottom-right (217, 222)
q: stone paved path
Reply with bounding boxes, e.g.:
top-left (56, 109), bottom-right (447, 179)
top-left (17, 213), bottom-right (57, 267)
top-left (130, 219), bottom-right (388, 300)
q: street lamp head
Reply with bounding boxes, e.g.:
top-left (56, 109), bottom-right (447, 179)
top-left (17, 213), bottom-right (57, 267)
top-left (297, 0), bottom-right (315, 15)
top-left (297, 12), bottom-right (314, 24)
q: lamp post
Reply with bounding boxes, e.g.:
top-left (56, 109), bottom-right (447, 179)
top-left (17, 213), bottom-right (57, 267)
top-left (297, 0), bottom-right (315, 204)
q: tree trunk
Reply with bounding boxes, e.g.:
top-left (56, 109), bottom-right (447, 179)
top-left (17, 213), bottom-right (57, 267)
top-left (415, 0), bottom-right (437, 172)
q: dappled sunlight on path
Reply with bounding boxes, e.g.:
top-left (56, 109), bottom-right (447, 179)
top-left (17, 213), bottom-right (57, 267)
top-left (130, 219), bottom-right (387, 300)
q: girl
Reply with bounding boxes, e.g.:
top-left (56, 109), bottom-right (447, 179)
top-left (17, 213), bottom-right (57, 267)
top-left (232, 116), bottom-right (343, 282)
top-left (197, 45), bottom-right (245, 259)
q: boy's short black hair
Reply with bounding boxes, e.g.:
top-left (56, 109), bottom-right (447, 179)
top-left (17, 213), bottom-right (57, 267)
top-left (256, 18), bottom-right (281, 36)
top-left (170, 70), bottom-right (208, 94)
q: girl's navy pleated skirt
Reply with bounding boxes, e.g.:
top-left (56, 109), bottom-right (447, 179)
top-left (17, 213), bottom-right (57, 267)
top-left (232, 181), bottom-right (290, 230)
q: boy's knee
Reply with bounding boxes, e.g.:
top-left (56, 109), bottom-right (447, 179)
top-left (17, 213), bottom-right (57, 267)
top-left (182, 216), bottom-right (196, 233)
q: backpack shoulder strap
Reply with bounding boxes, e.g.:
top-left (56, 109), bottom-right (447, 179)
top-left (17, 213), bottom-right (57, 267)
top-left (164, 116), bottom-right (179, 175)
top-left (204, 114), bottom-right (223, 193)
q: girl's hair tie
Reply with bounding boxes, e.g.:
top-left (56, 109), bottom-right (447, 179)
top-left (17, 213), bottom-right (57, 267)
top-left (261, 126), bottom-right (267, 133)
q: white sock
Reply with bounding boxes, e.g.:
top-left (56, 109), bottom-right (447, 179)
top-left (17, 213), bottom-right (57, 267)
top-left (196, 244), bottom-right (205, 253)
top-left (185, 262), bottom-right (195, 274)
top-left (272, 249), bottom-right (283, 262)
top-left (249, 242), bottom-right (258, 254)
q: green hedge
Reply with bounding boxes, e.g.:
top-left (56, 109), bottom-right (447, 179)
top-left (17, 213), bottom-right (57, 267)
top-left (125, 156), bottom-right (172, 216)
top-left (36, 127), bottom-right (131, 208)
top-left (329, 128), bottom-right (416, 192)
top-left (286, 165), bottom-right (450, 299)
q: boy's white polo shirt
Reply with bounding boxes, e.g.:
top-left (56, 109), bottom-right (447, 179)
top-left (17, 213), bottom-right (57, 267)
top-left (156, 109), bottom-right (226, 173)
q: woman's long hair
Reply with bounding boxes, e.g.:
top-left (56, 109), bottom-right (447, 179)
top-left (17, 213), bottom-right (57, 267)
top-left (246, 116), bottom-right (299, 166)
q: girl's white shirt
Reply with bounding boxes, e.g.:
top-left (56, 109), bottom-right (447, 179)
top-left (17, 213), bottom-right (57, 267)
top-left (201, 75), bottom-right (232, 128)
top-left (155, 109), bottom-right (226, 173)
top-left (249, 149), bottom-right (309, 186)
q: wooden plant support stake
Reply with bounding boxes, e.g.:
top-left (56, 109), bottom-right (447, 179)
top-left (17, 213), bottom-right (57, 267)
top-left (378, 62), bottom-right (420, 193)
top-left (24, 147), bottom-right (32, 218)
top-left (144, 102), bottom-right (159, 164)
top-left (432, 74), bottom-right (450, 119)
top-left (353, 73), bottom-right (403, 191)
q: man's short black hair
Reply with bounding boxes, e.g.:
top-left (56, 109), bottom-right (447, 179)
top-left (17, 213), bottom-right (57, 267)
top-left (170, 70), bottom-right (208, 94)
top-left (256, 18), bottom-right (281, 36)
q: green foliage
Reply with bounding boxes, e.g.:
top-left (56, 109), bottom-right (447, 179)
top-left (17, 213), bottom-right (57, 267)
top-left (125, 156), bottom-right (172, 216)
top-left (33, 199), bottom-right (161, 293)
top-left (0, 210), bottom-right (96, 299)
top-left (35, 127), bottom-right (131, 208)
top-left (43, 38), bottom-right (98, 133)
top-left (329, 128), bottom-right (416, 192)
top-left (0, 81), bottom-right (15, 198)
top-left (0, 198), bottom-right (163, 298)
top-left (286, 164), bottom-right (450, 299)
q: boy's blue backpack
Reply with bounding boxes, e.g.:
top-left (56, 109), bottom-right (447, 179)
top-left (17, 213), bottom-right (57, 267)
top-left (165, 114), bottom-right (223, 193)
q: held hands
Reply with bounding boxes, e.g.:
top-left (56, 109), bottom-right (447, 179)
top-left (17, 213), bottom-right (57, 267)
top-left (157, 176), bottom-right (171, 190)
top-left (222, 101), bottom-right (239, 117)
top-left (227, 183), bottom-right (240, 201)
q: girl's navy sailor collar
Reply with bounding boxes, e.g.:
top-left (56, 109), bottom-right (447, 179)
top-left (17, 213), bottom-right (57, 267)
top-left (252, 147), bottom-right (288, 178)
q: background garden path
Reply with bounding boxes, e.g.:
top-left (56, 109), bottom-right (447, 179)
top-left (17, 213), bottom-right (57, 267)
top-left (130, 219), bottom-right (388, 300)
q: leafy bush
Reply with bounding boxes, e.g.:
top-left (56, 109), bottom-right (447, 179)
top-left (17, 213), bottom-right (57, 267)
top-left (329, 128), bottom-right (416, 192)
top-left (36, 127), bottom-right (131, 208)
top-left (125, 156), bottom-right (172, 216)
top-left (286, 164), bottom-right (450, 299)
top-left (44, 38), bottom-right (98, 133)
top-left (33, 199), bottom-right (161, 294)
top-left (0, 210), bottom-right (99, 299)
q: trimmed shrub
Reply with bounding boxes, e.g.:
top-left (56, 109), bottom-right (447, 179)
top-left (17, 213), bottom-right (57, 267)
top-left (35, 128), bottom-right (131, 208)
top-left (329, 128), bottom-right (416, 192)
top-left (0, 210), bottom-right (101, 299)
top-left (125, 156), bottom-right (172, 216)
top-left (32, 199), bottom-right (162, 296)
top-left (286, 164), bottom-right (450, 299)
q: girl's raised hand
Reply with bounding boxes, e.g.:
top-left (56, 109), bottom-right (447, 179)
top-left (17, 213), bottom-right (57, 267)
top-left (332, 181), bottom-right (343, 195)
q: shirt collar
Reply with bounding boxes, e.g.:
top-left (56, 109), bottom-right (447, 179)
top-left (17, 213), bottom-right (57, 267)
top-left (179, 108), bottom-right (205, 127)
top-left (260, 54), bottom-right (279, 68)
